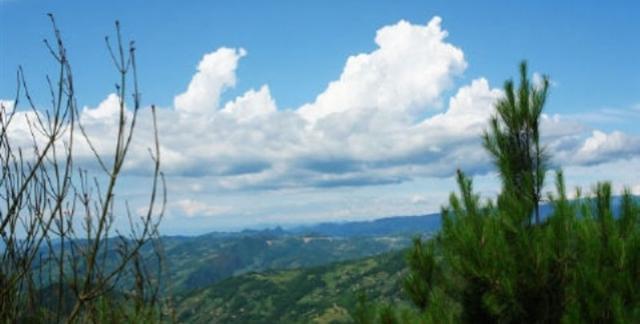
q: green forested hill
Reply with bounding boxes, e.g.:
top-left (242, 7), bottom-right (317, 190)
top-left (160, 232), bottom-right (413, 294)
top-left (174, 250), bottom-right (408, 323)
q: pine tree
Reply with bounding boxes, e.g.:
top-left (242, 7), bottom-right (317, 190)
top-left (375, 61), bottom-right (640, 323)
top-left (482, 61), bottom-right (549, 225)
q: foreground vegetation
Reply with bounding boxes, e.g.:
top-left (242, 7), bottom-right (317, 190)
top-left (358, 63), bottom-right (640, 323)
top-left (1, 17), bottom-right (166, 322)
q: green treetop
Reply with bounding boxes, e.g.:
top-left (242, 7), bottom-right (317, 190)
top-left (482, 61), bottom-right (549, 225)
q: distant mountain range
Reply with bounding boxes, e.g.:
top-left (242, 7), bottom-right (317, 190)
top-left (184, 213), bottom-right (441, 239)
top-left (289, 213), bottom-right (441, 237)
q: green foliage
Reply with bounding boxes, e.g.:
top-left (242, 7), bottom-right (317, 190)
top-left (402, 238), bottom-right (436, 311)
top-left (353, 291), bottom-right (375, 324)
top-left (395, 171), bottom-right (640, 323)
top-left (483, 61), bottom-right (549, 224)
top-left (377, 62), bottom-right (640, 323)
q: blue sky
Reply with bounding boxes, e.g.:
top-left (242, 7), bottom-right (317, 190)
top-left (2, 1), bottom-right (639, 234)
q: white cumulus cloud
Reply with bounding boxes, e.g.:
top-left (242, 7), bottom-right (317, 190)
top-left (174, 47), bottom-right (246, 115)
top-left (571, 130), bottom-right (640, 165)
top-left (298, 17), bottom-right (466, 123)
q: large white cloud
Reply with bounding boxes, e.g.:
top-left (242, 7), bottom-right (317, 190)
top-left (298, 17), bottom-right (466, 123)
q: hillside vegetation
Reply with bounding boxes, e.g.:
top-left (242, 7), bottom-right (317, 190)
top-left (174, 251), bottom-right (407, 323)
top-left (160, 231), bottom-right (415, 295)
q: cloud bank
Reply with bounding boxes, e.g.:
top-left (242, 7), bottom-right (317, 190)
top-left (4, 17), bottom-right (640, 193)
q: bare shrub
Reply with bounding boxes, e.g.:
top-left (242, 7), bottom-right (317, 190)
top-left (0, 15), bottom-right (168, 323)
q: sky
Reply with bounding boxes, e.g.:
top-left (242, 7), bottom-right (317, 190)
top-left (1, 1), bottom-right (639, 235)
